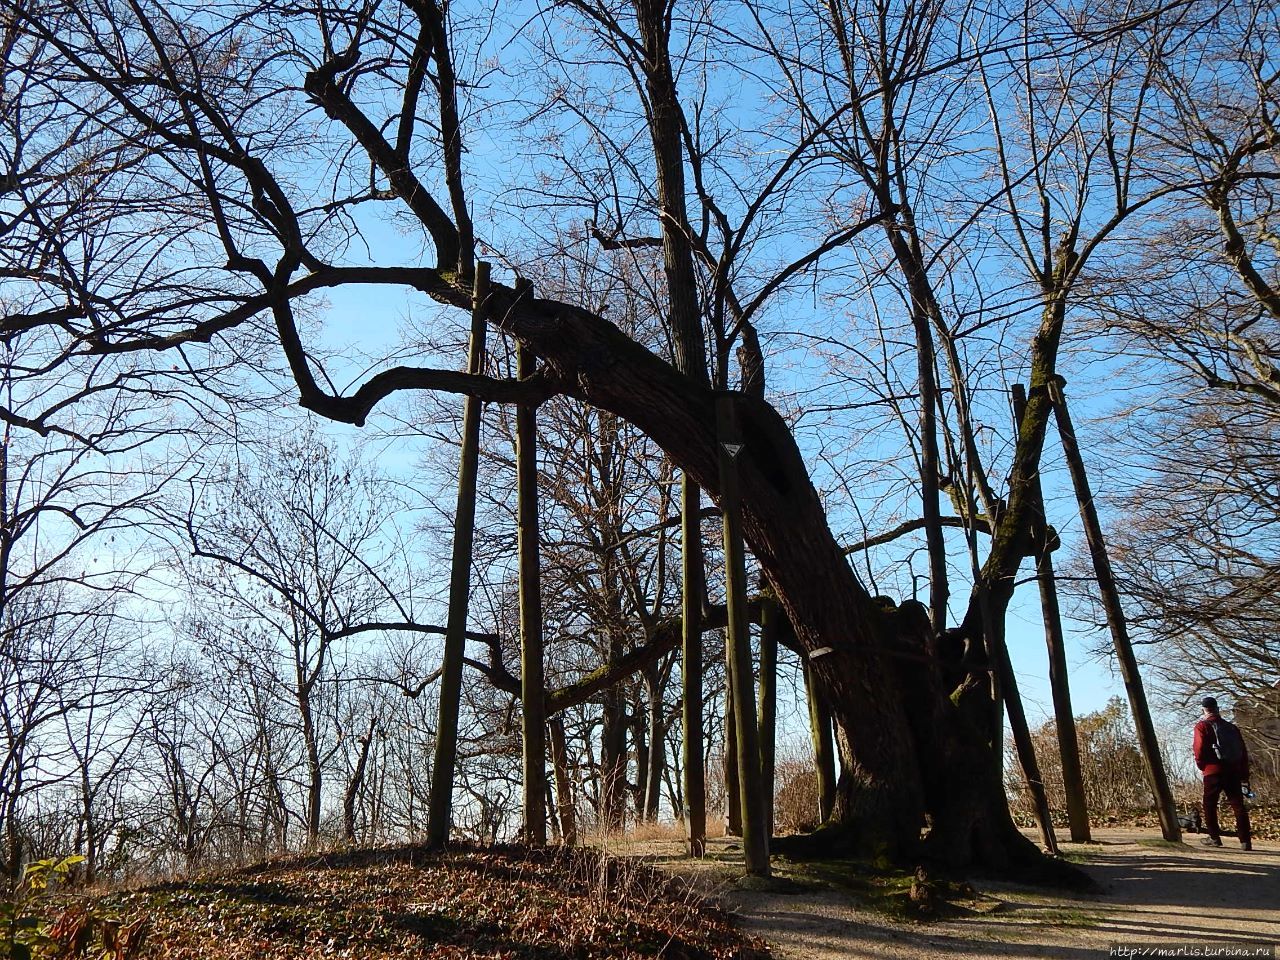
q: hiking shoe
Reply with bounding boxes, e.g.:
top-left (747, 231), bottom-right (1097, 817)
top-left (1200, 836), bottom-right (1223, 847)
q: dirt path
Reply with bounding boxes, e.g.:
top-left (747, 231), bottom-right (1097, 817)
top-left (611, 830), bottom-right (1278, 959)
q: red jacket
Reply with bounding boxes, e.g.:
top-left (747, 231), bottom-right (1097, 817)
top-left (1194, 715), bottom-right (1250, 779)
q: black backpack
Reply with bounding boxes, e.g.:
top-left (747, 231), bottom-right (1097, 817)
top-left (1211, 719), bottom-right (1245, 765)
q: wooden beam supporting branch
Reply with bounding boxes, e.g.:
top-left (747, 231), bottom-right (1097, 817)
top-left (682, 474), bottom-right (707, 856)
top-left (758, 597), bottom-right (779, 840)
top-left (426, 262), bottom-right (490, 850)
top-left (717, 392), bottom-right (770, 877)
top-left (1013, 384), bottom-right (1090, 844)
top-left (517, 338), bottom-right (547, 846)
top-left (1048, 377), bottom-right (1181, 842)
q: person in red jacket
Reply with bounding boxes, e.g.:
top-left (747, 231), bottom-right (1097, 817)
top-left (1193, 696), bottom-right (1252, 850)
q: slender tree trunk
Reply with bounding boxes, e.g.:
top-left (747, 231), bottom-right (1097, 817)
top-left (343, 717), bottom-right (378, 843)
top-left (1049, 377), bottom-right (1180, 842)
top-left (298, 687), bottom-right (323, 844)
top-left (516, 340), bottom-right (547, 846)
top-left (427, 261), bottom-right (490, 850)
top-left (548, 716), bottom-right (577, 846)
top-left (632, 695), bottom-right (649, 820)
top-left (718, 394), bottom-right (770, 876)
top-left (644, 666), bottom-right (665, 821)
top-left (758, 598), bottom-right (778, 839)
top-left (884, 229), bottom-right (949, 629)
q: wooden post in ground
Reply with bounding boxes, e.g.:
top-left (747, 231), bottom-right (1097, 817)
top-left (1048, 376), bottom-right (1181, 842)
top-left (1013, 384), bottom-right (1090, 843)
top-left (517, 337), bottom-right (547, 846)
top-left (426, 261), bottom-right (490, 850)
top-left (724, 677), bottom-right (742, 836)
top-left (983, 590), bottom-right (1060, 854)
top-left (682, 475), bottom-right (707, 856)
top-left (758, 597), bottom-right (778, 840)
top-left (716, 392), bottom-right (769, 877)
top-left (804, 662), bottom-right (837, 823)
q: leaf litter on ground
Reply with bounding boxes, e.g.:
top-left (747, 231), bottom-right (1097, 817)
top-left (49, 844), bottom-right (771, 959)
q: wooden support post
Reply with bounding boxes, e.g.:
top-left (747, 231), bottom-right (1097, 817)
top-left (804, 662), bottom-right (837, 824)
top-left (724, 677), bottom-right (742, 836)
top-left (426, 261), bottom-right (490, 850)
top-left (517, 337), bottom-right (547, 846)
top-left (758, 597), bottom-right (778, 840)
top-left (1049, 377), bottom-right (1181, 842)
top-left (716, 393), bottom-right (770, 877)
top-left (681, 475), bottom-right (707, 856)
top-left (1013, 383), bottom-right (1090, 843)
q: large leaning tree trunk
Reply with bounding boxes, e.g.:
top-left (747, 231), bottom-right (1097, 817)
top-left (283, 263), bottom-right (1047, 873)
top-left (7, 0), bottom-right (1098, 878)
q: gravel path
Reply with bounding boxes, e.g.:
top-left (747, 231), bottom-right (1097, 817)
top-left (611, 829), bottom-right (1279, 959)
top-left (722, 830), bottom-right (1278, 959)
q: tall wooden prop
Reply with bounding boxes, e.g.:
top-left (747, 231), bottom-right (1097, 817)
top-left (426, 261), bottom-right (490, 850)
top-left (1013, 384), bottom-right (1090, 843)
top-left (716, 393), bottom-right (770, 877)
top-left (1048, 377), bottom-right (1181, 842)
top-left (517, 338), bottom-right (547, 846)
top-left (724, 660), bottom-right (742, 836)
top-left (758, 598), bottom-right (779, 839)
top-left (682, 477), bottom-right (707, 855)
top-left (804, 662), bottom-right (837, 823)
top-left (990, 612), bottom-right (1059, 853)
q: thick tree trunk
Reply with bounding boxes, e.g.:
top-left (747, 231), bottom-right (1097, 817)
top-left (301, 261), bottom-right (1066, 872)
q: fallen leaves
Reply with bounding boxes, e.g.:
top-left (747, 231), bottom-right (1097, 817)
top-left (51, 845), bottom-right (768, 960)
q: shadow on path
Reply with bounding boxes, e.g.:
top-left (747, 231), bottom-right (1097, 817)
top-left (718, 830), bottom-right (1280, 960)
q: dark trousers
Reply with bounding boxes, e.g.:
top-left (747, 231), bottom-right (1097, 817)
top-left (1203, 772), bottom-right (1251, 845)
